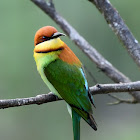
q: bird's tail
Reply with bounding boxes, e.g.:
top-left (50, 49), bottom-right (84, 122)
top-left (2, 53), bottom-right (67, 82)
top-left (72, 107), bottom-right (97, 131)
top-left (72, 108), bottom-right (81, 140)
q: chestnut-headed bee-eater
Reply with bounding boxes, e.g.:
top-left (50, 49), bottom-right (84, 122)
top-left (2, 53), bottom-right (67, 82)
top-left (33, 26), bottom-right (97, 140)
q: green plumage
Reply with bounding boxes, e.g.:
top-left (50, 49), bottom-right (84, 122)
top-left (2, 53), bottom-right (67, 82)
top-left (34, 27), bottom-right (97, 140)
top-left (44, 59), bottom-right (91, 111)
top-left (72, 109), bottom-right (80, 140)
top-left (43, 59), bottom-right (97, 134)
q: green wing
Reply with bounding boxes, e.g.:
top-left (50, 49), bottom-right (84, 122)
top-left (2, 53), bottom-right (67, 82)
top-left (44, 59), bottom-right (91, 111)
top-left (44, 59), bottom-right (97, 130)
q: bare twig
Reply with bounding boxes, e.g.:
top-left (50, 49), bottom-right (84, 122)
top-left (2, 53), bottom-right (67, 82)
top-left (92, 81), bottom-right (140, 95)
top-left (107, 94), bottom-right (137, 105)
top-left (31, 0), bottom-right (140, 101)
top-left (1, 81), bottom-right (140, 109)
top-left (89, 0), bottom-right (140, 67)
top-left (0, 93), bottom-right (61, 109)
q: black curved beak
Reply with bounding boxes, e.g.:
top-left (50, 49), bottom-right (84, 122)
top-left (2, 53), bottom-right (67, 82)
top-left (52, 32), bottom-right (66, 39)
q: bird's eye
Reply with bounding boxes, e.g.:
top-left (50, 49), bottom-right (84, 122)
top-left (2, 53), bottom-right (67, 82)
top-left (41, 36), bottom-right (52, 42)
top-left (42, 36), bottom-right (50, 42)
top-left (42, 36), bottom-right (47, 39)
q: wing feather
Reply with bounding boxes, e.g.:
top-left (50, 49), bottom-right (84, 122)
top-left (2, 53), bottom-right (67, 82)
top-left (44, 59), bottom-right (97, 130)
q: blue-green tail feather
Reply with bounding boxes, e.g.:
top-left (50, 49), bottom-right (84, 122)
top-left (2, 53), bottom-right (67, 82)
top-left (72, 106), bottom-right (97, 131)
top-left (72, 108), bottom-right (81, 140)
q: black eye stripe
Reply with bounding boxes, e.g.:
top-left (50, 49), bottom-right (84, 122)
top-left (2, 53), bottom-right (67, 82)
top-left (36, 36), bottom-right (51, 45)
top-left (42, 34), bottom-right (62, 41)
top-left (36, 33), bottom-right (63, 45)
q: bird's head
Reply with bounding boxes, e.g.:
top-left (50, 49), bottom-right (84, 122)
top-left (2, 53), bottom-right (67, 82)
top-left (34, 26), bottom-right (81, 67)
top-left (34, 26), bottom-right (66, 54)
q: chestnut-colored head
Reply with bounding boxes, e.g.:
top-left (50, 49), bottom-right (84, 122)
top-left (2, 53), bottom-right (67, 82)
top-left (34, 26), bottom-right (65, 46)
top-left (34, 26), bottom-right (81, 66)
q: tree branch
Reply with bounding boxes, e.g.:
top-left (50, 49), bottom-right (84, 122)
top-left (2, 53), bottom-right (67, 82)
top-left (31, 0), bottom-right (140, 102)
top-left (107, 94), bottom-right (137, 105)
top-left (89, 0), bottom-right (140, 67)
top-left (92, 81), bottom-right (140, 95)
top-left (0, 93), bottom-right (61, 109)
top-left (1, 81), bottom-right (140, 109)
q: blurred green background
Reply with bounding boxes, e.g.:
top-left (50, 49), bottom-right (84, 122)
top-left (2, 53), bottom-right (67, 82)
top-left (0, 0), bottom-right (139, 140)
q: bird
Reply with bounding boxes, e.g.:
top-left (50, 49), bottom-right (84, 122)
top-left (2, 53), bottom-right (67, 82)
top-left (33, 26), bottom-right (97, 140)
